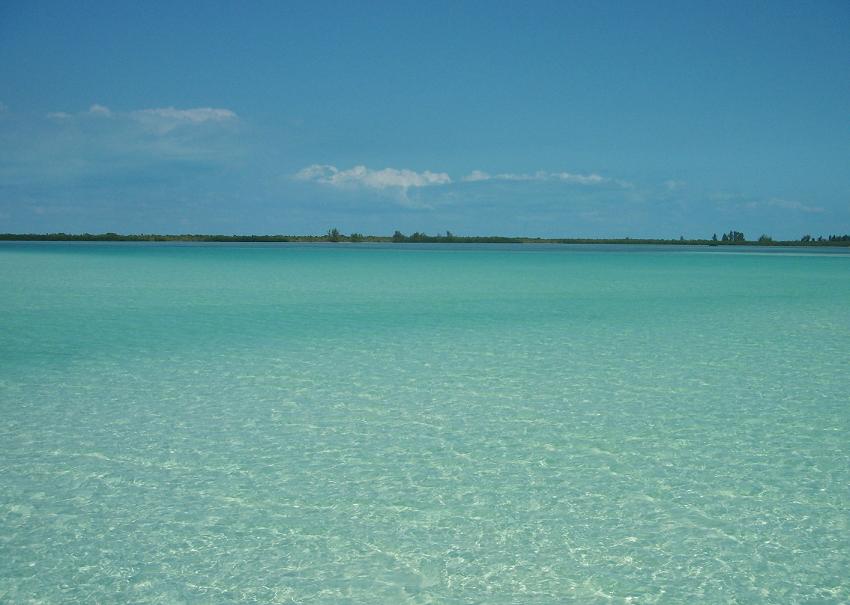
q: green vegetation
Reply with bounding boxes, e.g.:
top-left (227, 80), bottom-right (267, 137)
top-left (1, 230), bottom-right (849, 246)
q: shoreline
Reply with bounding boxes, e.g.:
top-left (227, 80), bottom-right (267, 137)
top-left (1, 232), bottom-right (849, 247)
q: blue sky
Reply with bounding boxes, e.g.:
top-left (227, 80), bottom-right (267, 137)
top-left (1, 1), bottom-right (848, 238)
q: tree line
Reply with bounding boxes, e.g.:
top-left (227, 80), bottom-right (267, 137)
top-left (2, 230), bottom-right (849, 246)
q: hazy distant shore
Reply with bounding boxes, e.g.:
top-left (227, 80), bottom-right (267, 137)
top-left (2, 232), bottom-right (849, 247)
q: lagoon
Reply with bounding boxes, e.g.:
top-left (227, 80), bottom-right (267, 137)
top-left (1, 242), bottom-right (849, 603)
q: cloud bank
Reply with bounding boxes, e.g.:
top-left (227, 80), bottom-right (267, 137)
top-left (295, 165), bottom-right (620, 192)
top-left (130, 107), bottom-right (238, 133)
top-left (744, 198), bottom-right (824, 214)
top-left (45, 104), bottom-right (238, 133)
top-left (131, 107), bottom-right (236, 123)
top-left (4, 102), bottom-right (244, 191)
top-left (462, 170), bottom-right (608, 185)
top-left (295, 164), bottom-right (452, 190)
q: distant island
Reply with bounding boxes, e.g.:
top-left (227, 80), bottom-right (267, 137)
top-left (2, 230), bottom-right (849, 247)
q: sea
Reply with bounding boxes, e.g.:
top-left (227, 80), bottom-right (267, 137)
top-left (1, 242), bottom-right (848, 604)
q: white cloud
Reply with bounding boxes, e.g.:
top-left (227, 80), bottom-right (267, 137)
top-left (46, 104), bottom-right (112, 118)
top-left (88, 104), bottom-right (112, 117)
top-left (297, 164), bottom-right (626, 198)
top-left (295, 164), bottom-right (451, 190)
top-left (550, 171), bottom-right (606, 185)
top-left (130, 107), bottom-right (238, 134)
top-left (463, 170), bottom-right (491, 182)
top-left (295, 164), bottom-right (336, 181)
top-left (23, 104), bottom-right (242, 179)
top-left (463, 169), bottom-right (608, 185)
top-left (744, 198), bottom-right (824, 214)
top-left (131, 107), bottom-right (237, 124)
top-left (43, 104), bottom-right (237, 133)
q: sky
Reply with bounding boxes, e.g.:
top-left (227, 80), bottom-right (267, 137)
top-left (1, 1), bottom-right (848, 238)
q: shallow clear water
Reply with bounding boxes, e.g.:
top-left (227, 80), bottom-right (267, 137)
top-left (1, 242), bottom-right (849, 603)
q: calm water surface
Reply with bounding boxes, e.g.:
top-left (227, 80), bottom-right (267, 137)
top-left (1, 243), bottom-right (849, 603)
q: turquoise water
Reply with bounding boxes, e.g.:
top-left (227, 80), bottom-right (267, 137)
top-left (1, 242), bottom-right (849, 603)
